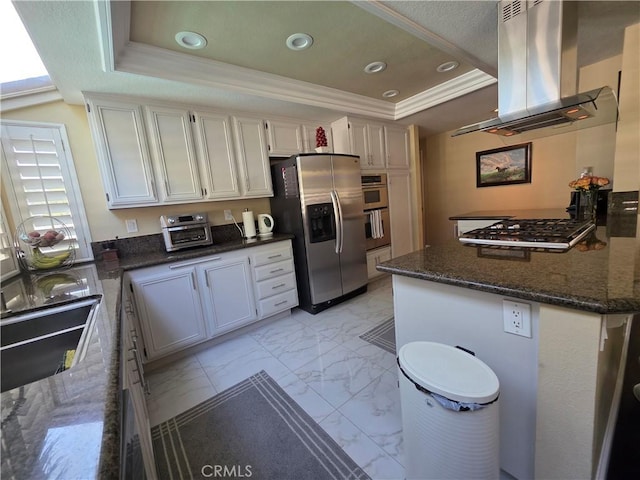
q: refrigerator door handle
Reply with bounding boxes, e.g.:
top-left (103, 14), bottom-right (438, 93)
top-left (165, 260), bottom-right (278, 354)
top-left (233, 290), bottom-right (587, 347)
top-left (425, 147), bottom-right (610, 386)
top-left (330, 189), bottom-right (342, 254)
top-left (333, 189), bottom-right (344, 253)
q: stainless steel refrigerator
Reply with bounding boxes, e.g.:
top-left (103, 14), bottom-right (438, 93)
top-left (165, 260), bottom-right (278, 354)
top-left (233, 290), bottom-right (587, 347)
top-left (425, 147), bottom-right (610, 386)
top-left (270, 153), bottom-right (368, 314)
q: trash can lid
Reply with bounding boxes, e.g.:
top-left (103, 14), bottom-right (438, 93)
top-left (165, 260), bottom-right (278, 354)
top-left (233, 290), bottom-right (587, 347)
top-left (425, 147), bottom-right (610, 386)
top-left (398, 341), bottom-right (499, 404)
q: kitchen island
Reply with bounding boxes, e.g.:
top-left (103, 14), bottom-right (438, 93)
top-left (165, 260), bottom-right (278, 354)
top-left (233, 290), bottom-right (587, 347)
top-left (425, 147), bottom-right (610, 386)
top-left (0, 233), bottom-right (293, 479)
top-left (378, 210), bottom-right (639, 479)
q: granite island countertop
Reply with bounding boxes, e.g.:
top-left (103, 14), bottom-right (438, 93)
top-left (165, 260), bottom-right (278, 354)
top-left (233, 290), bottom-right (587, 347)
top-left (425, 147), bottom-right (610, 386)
top-left (378, 215), bottom-right (639, 314)
top-left (0, 234), bottom-right (293, 479)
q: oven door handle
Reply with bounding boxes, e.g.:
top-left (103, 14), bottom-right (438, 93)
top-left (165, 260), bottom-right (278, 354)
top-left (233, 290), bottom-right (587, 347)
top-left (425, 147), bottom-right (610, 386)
top-left (164, 225), bottom-right (196, 232)
top-left (330, 189), bottom-right (343, 254)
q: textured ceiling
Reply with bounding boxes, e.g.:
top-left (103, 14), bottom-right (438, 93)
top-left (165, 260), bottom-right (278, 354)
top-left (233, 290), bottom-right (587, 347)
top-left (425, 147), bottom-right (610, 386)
top-left (129, 1), bottom-right (476, 103)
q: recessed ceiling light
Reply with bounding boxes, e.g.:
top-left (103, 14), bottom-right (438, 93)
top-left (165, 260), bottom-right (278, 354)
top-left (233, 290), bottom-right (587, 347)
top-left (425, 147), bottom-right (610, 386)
top-left (175, 31), bottom-right (207, 50)
top-left (286, 33), bottom-right (313, 51)
top-left (436, 61), bottom-right (459, 73)
top-left (382, 90), bottom-right (399, 98)
top-left (364, 61), bottom-right (387, 74)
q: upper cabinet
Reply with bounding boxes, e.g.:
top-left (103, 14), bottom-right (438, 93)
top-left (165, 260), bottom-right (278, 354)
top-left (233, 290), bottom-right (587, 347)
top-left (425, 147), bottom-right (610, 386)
top-left (232, 116), bottom-right (273, 197)
top-left (192, 111), bottom-right (241, 200)
top-left (144, 105), bottom-right (203, 203)
top-left (85, 97), bottom-right (158, 208)
top-left (85, 94), bottom-right (275, 207)
top-left (331, 117), bottom-right (407, 170)
top-left (384, 125), bottom-right (411, 169)
top-left (265, 120), bottom-right (303, 156)
top-left (302, 123), bottom-right (334, 153)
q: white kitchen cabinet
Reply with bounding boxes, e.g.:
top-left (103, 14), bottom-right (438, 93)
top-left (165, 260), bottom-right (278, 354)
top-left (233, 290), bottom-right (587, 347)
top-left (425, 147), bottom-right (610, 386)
top-left (197, 254), bottom-right (257, 335)
top-left (233, 116), bottom-right (273, 197)
top-left (388, 170), bottom-right (414, 258)
top-left (366, 245), bottom-right (391, 280)
top-left (265, 120), bottom-right (303, 156)
top-left (192, 111), bottom-right (241, 200)
top-left (85, 97), bottom-right (158, 208)
top-left (250, 242), bottom-right (299, 318)
top-left (331, 116), bottom-right (385, 169)
top-left (302, 123), bottom-right (334, 152)
top-left (144, 105), bottom-right (203, 203)
top-left (127, 265), bottom-right (207, 361)
top-left (121, 283), bottom-right (157, 479)
top-left (384, 125), bottom-right (410, 169)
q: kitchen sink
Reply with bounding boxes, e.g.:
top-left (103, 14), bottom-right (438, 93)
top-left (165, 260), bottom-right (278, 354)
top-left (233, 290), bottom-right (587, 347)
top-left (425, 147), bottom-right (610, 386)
top-left (1, 297), bottom-right (101, 393)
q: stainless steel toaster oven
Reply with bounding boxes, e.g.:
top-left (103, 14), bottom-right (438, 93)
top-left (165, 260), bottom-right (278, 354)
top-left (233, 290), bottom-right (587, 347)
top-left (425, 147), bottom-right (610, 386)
top-left (160, 213), bottom-right (213, 252)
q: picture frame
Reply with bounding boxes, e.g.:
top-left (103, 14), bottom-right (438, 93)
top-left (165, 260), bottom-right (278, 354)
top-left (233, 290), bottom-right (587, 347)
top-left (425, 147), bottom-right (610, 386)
top-left (476, 143), bottom-right (532, 188)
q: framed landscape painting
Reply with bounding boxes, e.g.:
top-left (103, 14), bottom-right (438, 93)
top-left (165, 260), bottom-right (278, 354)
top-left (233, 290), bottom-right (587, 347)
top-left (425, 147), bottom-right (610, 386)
top-left (476, 143), bottom-right (532, 187)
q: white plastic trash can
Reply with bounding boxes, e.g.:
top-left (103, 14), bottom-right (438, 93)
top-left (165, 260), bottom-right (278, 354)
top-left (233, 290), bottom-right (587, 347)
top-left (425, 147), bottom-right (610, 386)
top-left (398, 341), bottom-right (500, 480)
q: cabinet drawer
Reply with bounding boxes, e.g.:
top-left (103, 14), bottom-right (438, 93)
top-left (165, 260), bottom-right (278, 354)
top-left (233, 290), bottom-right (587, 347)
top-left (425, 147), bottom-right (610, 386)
top-left (255, 272), bottom-right (296, 300)
top-left (251, 247), bottom-right (292, 267)
top-left (253, 259), bottom-right (294, 281)
top-left (258, 289), bottom-right (299, 318)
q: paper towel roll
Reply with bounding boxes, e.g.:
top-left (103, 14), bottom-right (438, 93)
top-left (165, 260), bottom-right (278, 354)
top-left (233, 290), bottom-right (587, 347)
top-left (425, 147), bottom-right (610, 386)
top-left (242, 210), bottom-right (256, 238)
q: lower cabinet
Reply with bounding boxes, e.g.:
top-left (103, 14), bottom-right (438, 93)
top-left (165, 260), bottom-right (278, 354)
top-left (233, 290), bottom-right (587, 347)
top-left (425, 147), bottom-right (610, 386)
top-left (121, 283), bottom-right (157, 479)
top-left (197, 254), bottom-right (257, 336)
top-left (366, 246), bottom-right (391, 280)
top-left (127, 265), bottom-right (207, 361)
top-left (126, 240), bottom-right (298, 363)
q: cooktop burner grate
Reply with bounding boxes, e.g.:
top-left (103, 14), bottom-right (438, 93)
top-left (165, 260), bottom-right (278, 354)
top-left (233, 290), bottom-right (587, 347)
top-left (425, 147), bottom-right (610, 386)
top-left (459, 218), bottom-right (596, 251)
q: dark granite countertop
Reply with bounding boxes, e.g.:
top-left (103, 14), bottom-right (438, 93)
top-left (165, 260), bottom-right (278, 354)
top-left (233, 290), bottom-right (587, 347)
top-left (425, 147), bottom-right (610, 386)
top-left (0, 234), bottom-right (293, 479)
top-left (378, 214), bottom-right (640, 314)
top-left (449, 208), bottom-right (572, 220)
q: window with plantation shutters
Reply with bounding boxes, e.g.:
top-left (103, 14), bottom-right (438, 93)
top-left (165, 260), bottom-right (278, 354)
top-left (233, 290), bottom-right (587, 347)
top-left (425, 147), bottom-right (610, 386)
top-left (1, 121), bottom-right (93, 262)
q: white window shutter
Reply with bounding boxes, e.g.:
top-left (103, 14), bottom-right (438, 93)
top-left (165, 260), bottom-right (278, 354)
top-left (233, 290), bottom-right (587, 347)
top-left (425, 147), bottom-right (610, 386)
top-left (1, 122), bottom-right (93, 261)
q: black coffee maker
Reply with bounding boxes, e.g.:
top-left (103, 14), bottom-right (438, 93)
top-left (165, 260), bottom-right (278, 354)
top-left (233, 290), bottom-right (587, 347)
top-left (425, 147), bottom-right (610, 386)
top-left (567, 189), bottom-right (609, 225)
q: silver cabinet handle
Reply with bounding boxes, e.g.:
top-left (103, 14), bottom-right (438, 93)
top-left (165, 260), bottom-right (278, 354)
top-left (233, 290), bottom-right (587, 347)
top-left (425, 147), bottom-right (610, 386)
top-left (267, 254), bottom-right (282, 259)
top-left (274, 300), bottom-right (288, 307)
top-left (271, 283), bottom-right (286, 290)
top-left (269, 268), bottom-right (284, 274)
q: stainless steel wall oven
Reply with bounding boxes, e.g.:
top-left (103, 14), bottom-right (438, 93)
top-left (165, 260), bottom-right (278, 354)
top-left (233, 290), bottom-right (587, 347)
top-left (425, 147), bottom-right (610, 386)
top-left (362, 174), bottom-right (391, 251)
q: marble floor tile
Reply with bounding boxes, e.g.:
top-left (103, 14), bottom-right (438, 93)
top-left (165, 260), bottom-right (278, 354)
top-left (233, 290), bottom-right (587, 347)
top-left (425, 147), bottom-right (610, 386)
top-left (319, 410), bottom-right (405, 480)
top-left (202, 348), bottom-right (291, 392)
top-left (255, 325), bottom-right (341, 371)
top-left (293, 343), bottom-right (389, 409)
top-left (338, 370), bottom-right (404, 463)
top-left (276, 372), bottom-right (336, 423)
top-left (342, 335), bottom-right (398, 371)
top-left (145, 356), bottom-right (217, 427)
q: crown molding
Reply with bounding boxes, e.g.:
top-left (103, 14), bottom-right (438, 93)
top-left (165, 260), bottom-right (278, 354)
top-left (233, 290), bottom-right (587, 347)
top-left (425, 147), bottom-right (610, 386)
top-left (0, 87), bottom-right (63, 113)
top-left (394, 69), bottom-right (497, 119)
top-left (97, 0), bottom-right (494, 122)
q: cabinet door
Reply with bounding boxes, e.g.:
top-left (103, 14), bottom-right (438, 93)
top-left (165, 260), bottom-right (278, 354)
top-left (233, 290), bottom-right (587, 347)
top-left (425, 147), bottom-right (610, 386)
top-left (384, 125), bottom-right (410, 169)
top-left (348, 119), bottom-right (369, 164)
top-left (198, 256), bottom-right (257, 335)
top-left (129, 267), bottom-right (206, 360)
top-left (86, 98), bottom-right (157, 208)
top-left (193, 111), bottom-right (241, 200)
top-left (233, 117), bottom-right (273, 197)
top-left (266, 120), bottom-right (303, 156)
top-left (366, 123), bottom-right (386, 169)
top-left (122, 291), bottom-right (157, 479)
top-left (302, 123), bottom-right (334, 152)
top-left (366, 246), bottom-right (391, 279)
top-left (388, 170), bottom-right (414, 258)
top-left (145, 106), bottom-right (203, 203)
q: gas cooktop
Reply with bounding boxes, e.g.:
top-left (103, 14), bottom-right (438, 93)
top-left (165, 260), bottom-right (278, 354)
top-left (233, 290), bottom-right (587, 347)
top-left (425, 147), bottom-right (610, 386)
top-left (459, 218), bottom-right (596, 251)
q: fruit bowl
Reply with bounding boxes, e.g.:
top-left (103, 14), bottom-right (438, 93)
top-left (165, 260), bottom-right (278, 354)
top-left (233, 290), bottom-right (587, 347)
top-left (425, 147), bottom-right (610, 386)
top-left (14, 216), bottom-right (76, 272)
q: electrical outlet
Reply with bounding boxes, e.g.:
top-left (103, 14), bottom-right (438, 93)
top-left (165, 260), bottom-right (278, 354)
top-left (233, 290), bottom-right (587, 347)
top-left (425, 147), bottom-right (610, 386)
top-left (503, 300), bottom-right (532, 337)
top-left (125, 219), bottom-right (138, 233)
top-left (224, 209), bottom-right (233, 221)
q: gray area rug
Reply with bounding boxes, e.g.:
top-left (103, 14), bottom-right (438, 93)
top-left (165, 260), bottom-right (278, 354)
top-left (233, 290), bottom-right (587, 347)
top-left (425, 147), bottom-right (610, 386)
top-left (359, 317), bottom-right (396, 354)
top-left (151, 370), bottom-right (370, 480)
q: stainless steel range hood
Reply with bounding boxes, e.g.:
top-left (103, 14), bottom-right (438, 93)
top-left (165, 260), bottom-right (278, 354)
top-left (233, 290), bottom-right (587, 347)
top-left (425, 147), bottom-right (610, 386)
top-left (453, 0), bottom-right (618, 138)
